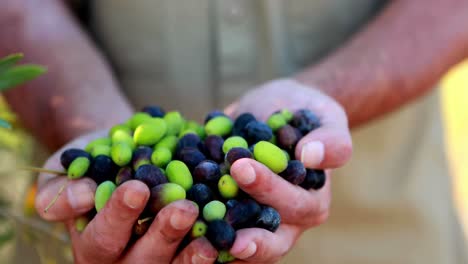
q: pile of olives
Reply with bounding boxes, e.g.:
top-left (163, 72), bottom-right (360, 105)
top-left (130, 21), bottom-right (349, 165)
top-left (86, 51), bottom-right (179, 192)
top-left (57, 106), bottom-right (325, 263)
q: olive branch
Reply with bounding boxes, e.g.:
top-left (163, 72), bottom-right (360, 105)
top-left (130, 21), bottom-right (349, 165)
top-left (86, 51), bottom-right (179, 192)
top-left (0, 53), bottom-right (46, 128)
top-left (0, 53), bottom-right (46, 249)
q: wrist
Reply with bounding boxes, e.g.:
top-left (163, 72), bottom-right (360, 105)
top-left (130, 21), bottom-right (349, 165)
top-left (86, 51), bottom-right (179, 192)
top-left (264, 77), bottom-right (315, 90)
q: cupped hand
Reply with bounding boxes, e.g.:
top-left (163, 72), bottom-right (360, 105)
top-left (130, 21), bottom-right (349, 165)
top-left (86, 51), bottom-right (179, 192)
top-left (225, 78), bottom-right (352, 263)
top-left (34, 131), bottom-right (218, 264)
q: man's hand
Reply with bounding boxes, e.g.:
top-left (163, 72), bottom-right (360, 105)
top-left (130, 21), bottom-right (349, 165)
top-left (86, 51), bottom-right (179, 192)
top-left (224, 79), bottom-right (352, 263)
top-left (34, 131), bottom-right (218, 264)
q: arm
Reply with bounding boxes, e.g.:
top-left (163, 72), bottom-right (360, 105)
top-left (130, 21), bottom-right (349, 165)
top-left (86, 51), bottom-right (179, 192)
top-left (2, 2), bottom-right (219, 263)
top-left (296, 0), bottom-right (468, 128)
top-left (225, 1), bottom-right (468, 263)
top-left (0, 0), bottom-right (133, 151)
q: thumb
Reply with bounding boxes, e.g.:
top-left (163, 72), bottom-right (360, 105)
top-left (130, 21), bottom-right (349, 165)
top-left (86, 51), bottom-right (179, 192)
top-left (295, 123), bottom-right (352, 169)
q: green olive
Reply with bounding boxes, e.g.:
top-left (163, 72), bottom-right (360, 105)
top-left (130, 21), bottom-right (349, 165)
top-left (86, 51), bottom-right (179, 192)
top-left (253, 141), bottom-right (288, 174)
top-left (222, 136), bottom-right (248, 154)
top-left (218, 174), bottom-right (239, 199)
top-left (151, 147), bottom-right (172, 168)
top-left (134, 119), bottom-right (167, 146)
top-left (67, 157), bottom-right (90, 179)
top-left (111, 142), bottom-right (133, 166)
top-left (95, 181), bottom-right (117, 212)
top-left (203, 200), bottom-right (226, 222)
top-left (205, 116), bottom-right (233, 137)
top-left (165, 160), bottom-right (193, 191)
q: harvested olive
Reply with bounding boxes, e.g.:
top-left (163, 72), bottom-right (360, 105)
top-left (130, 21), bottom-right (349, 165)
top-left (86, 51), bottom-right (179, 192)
top-left (68, 157), bottom-right (91, 179)
top-left (193, 161), bottom-right (221, 184)
top-left (232, 113), bottom-right (256, 137)
top-left (176, 133), bottom-right (201, 154)
top-left (164, 111), bottom-right (184, 136)
top-left (300, 169), bottom-right (326, 190)
top-left (142, 105), bottom-right (166, 118)
top-left (253, 141), bottom-right (288, 174)
top-left (134, 120), bottom-right (167, 146)
top-left (166, 160), bottom-right (193, 191)
top-left (224, 199), bottom-right (261, 229)
top-left (155, 135), bottom-right (179, 154)
top-left (266, 113), bottom-right (287, 132)
top-left (85, 137), bottom-right (112, 153)
top-left (134, 164), bottom-right (167, 188)
top-left (204, 110), bottom-right (227, 124)
top-left (225, 147), bottom-right (253, 168)
top-left (276, 124), bottom-right (302, 150)
top-left (89, 155), bottom-right (118, 184)
top-left (60, 148), bottom-right (92, 170)
top-left (146, 183), bottom-right (186, 214)
top-left (205, 220), bottom-right (236, 250)
top-left (204, 135), bottom-right (224, 163)
top-left (191, 220), bottom-right (208, 238)
top-left (111, 142), bottom-right (133, 166)
top-left (222, 136), bottom-right (248, 154)
top-left (205, 116), bottom-right (233, 137)
top-left (187, 183), bottom-right (214, 208)
top-left (129, 112), bottom-right (153, 130)
top-left (115, 167), bottom-right (133, 186)
top-left (203, 200), bottom-right (226, 222)
top-left (95, 181), bottom-right (117, 212)
top-left (151, 147), bottom-right (172, 168)
top-left (255, 206), bottom-right (281, 232)
top-left (291, 109), bottom-right (321, 134)
top-left (177, 147), bottom-right (206, 170)
top-left (131, 146), bottom-right (153, 170)
top-left (244, 121), bottom-right (273, 144)
top-left (279, 160), bottom-right (306, 185)
top-left (218, 175), bottom-right (239, 199)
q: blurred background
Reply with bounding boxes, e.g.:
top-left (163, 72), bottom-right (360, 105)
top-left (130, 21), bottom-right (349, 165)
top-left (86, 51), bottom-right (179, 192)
top-left (0, 59), bottom-right (466, 263)
top-left (441, 60), bottom-right (468, 240)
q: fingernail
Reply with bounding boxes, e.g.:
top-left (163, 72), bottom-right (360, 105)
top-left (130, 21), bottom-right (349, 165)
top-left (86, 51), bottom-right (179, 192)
top-left (232, 241), bottom-right (257, 259)
top-left (301, 141), bottom-right (324, 168)
top-left (123, 183), bottom-right (148, 209)
top-left (170, 213), bottom-right (193, 230)
top-left (67, 180), bottom-right (95, 212)
top-left (236, 163), bottom-right (256, 185)
top-left (170, 203), bottom-right (197, 230)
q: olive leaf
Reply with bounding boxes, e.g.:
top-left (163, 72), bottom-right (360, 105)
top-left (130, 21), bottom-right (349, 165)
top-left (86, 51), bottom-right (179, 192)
top-left (0, 226), bottom-right (14, 249)
top-left (0, 53), bottom-right (46, 129)
top-left (0, 53), bottom-right (24, 74)
top-left (0, 65), bottom-right (46, 92)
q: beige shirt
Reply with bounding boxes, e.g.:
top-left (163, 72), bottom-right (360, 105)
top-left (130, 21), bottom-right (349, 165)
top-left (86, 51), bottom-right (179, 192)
top-left (89, 1), bottom-right (467, 263)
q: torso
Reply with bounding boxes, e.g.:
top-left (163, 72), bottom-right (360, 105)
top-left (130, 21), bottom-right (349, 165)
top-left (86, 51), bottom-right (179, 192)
top-left (90, 0), bottom-right (386, 120)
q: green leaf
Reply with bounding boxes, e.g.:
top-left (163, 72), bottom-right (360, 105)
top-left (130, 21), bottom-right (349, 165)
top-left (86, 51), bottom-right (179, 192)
top-left (0, 118), bottom-right (11, 129)
top-left (0, 228), bottom-right (14, 249)
top-left (0, 53), bottom-right (24, 74)
top-left (0, 65), bottom-right (46, 92)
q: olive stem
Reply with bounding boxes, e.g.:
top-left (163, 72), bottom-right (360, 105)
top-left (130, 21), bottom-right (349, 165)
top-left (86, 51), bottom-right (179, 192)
top-left (44, 182), bottom-right (67, 213)
top-left (19, 166), bottom-right (67, 176)
top-left (138, 217), bottom-right (153, 225)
